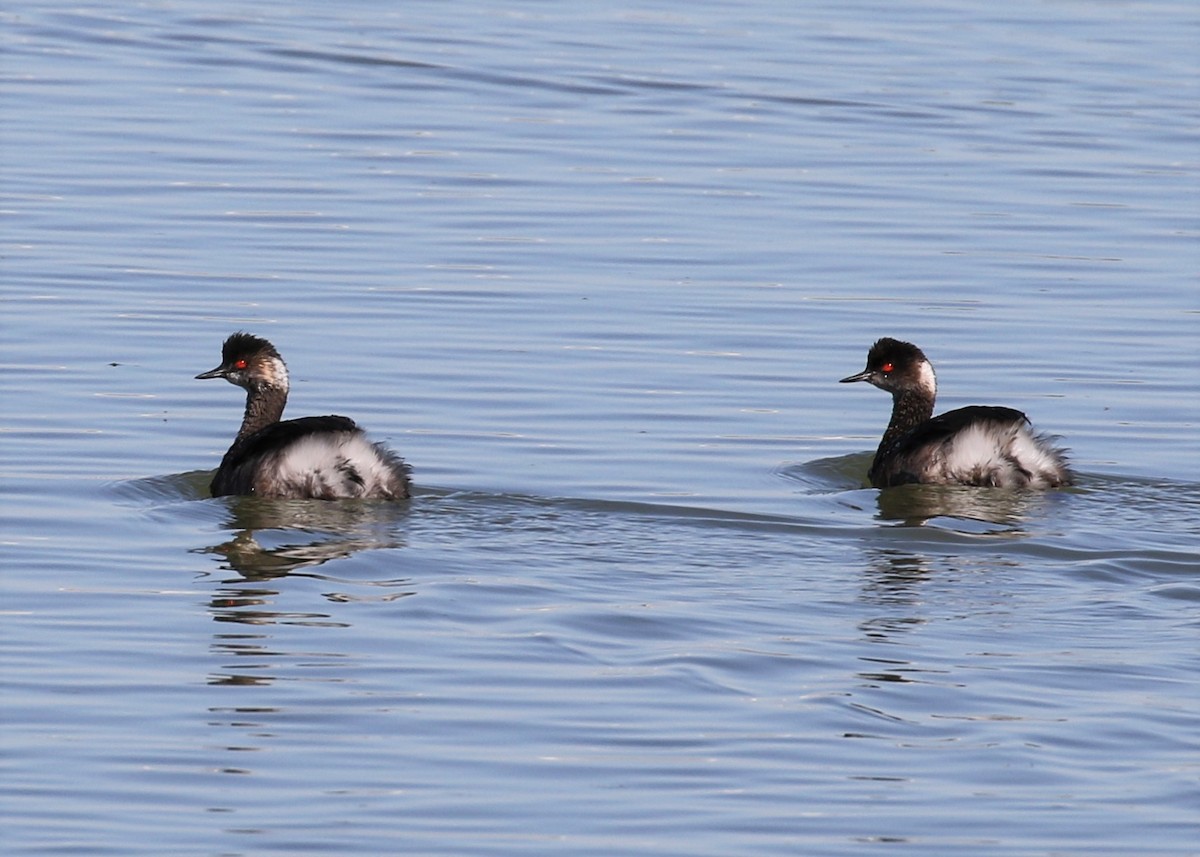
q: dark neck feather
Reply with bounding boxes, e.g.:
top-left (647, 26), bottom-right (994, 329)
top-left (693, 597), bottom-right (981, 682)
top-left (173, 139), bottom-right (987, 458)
top-left (874, 389), bottom-right (934, 462)
top-left (237, 384), bottom-right (287, 440)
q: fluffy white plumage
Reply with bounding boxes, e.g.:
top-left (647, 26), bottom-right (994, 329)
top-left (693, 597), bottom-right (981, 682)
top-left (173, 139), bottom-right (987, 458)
top-left (935, 420), bottom-right (1067, 489)
top-left (259, 431), bottom-right (409, 499)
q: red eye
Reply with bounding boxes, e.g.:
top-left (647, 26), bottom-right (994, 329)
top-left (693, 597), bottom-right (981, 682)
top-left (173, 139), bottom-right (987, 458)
top-left (233, 358), bottom-right (248, 370)
top-left (881, 362), bottom-right (894, 373)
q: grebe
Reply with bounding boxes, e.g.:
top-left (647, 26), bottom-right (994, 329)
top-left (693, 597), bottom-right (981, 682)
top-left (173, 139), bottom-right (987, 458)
top-left (840, 338), bottom-right (1072, 489)
top-left (196, 332), bottom-right (411, 500)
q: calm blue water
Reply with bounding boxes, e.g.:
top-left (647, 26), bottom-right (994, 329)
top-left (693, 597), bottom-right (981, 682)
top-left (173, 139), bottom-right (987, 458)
top-left (2, 1), bottom-right (1198, 855)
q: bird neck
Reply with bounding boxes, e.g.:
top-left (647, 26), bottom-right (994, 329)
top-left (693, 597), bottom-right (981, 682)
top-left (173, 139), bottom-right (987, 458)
top-left (237, 384), bottom-right (287, 440)
top-left (880, 388), bottom-right (935, 449)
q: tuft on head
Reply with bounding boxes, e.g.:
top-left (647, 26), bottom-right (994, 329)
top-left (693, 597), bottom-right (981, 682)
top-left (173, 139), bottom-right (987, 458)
top-left (866, 338), bottom-right (927, 372)
top-left (221, 332), bottom-right (279, 363)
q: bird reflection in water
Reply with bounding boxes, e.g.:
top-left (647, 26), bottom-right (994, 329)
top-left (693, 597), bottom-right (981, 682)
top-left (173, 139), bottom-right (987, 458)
top-left (197, 495), bottom-right (415, 640)
top-left (198, 494), bottom-right (412, 580)
top-left (872, 482), bottom-right (1066, 531)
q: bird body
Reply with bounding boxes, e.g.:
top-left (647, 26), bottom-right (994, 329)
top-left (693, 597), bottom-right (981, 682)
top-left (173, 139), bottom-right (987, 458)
top-left (197, 333), bottom-right (411, 500)
top-left (841, 338), bottom-right (1072, 489)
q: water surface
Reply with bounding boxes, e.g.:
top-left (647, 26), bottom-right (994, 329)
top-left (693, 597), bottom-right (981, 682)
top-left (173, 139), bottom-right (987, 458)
top-left (2, 1), bottom-right (1198, 855)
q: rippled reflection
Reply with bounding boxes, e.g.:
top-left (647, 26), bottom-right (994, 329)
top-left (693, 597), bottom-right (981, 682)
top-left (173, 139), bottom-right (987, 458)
top-left (196, 493), bottom-right (411, 578)
top-left (872, 482), bottom-right (1063, 529)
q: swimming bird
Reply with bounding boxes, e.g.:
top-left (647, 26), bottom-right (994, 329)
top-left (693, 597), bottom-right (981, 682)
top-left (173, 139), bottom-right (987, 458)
top-left (196, 332), bottom-right (411, 500)
top-left (840, 337), bottom-right (1072, 489)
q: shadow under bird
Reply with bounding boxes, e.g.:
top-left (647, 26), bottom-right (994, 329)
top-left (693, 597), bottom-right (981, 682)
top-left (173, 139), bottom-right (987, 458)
top-left (840, 337), bottom-right (1073, 489)
top-left (196, 332), bottom-right (411, 500)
